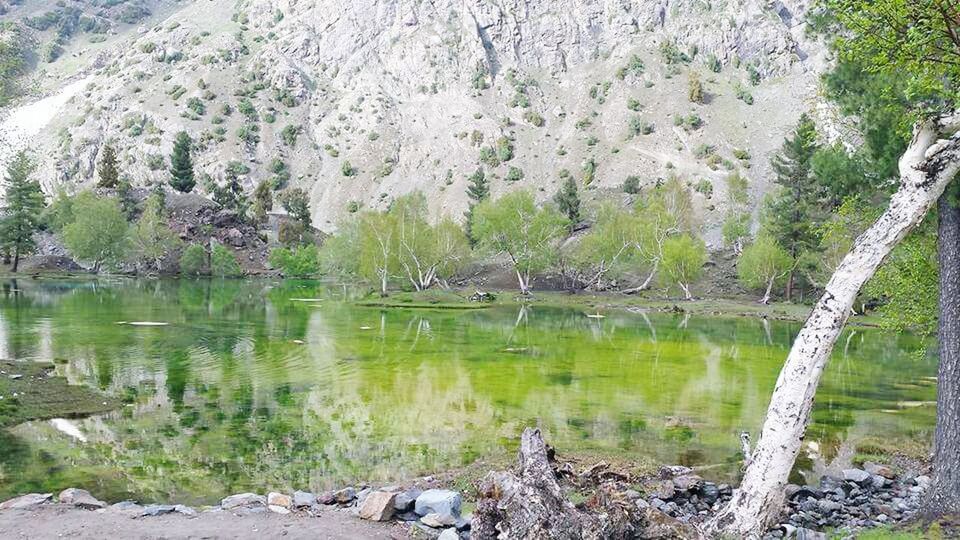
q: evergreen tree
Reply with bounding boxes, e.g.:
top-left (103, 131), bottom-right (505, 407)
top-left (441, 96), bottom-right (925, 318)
top-left (554, 176), bottom-right (581, 227)
top-left (169, 131), bottom-right (195, 193)
top-left (765, 113), bottom-right (820, 300)
top-left (278, 188), bottom-right (311, 228)
top-left (251, 180), bottom-right (273, 225)
top-left (97, 144), bottom-right (120, 188)
top-left (464, 167), bottom-right (489, 244)
top-left (212, 168), bottom-right (248, 219)
top-left (0, 152), bottom-right (45, 272)
top-left (116, 176), bottom-right (136, 218)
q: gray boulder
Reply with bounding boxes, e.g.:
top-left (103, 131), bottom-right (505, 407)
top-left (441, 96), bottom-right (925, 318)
top-left (0, 493), bottom-right (52, 510)
top-left (220, 493), bottom-right (266, 509)
top-left (58, 488), bottom-right (107, 509)
top-left (415, 489), bottom-right (462, 520)
top-left (293, 491), bottom-right (316, 508)
top-left (842, 469), bottom-right (871, 484)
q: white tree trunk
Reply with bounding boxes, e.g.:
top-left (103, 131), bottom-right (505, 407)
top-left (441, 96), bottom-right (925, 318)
top-left (760, 277), bottom-right (775, 305)
top-left (704, 114), bottom-right (960, 538)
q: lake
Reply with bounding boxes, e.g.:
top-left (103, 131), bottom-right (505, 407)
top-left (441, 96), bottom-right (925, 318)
top-left (0, 278), bottom-right (937, 505)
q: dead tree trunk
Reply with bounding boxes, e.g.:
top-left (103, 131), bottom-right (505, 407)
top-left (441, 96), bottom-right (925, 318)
top-left (472, 428), bottom-right (636, 540)
top-left (703, 113), bottom-right (960, 538)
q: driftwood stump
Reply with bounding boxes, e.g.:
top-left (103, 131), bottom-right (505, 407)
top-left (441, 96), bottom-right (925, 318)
top-left (471, 427), bottom-right (636, 539)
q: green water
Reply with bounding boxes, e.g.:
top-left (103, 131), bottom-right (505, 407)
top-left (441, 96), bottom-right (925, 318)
top-left (0, 278), bottom-right (937, 505)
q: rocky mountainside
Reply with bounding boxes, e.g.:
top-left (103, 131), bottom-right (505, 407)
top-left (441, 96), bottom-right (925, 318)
top-left (2, 0), bottom-right (826, 242)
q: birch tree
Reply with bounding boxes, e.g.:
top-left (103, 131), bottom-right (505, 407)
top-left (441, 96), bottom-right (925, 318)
top-left (737, 235), bottom-right (794, 304)
top-left (704, 111), bottom-right (960, 537)
top-left (632, 176), bottom-right (695, 290)
top-left (358, 210), bottom-right (397, 296)
top-left (391, 192), bottom-right (469, 291)
top-left (660, 234), bottom-right (706, 300)
top-left (472, 191), bottom-right (568, 294)
top-left (572, 204), bottom-right (638, 290)
top-left (823, 0), bottom-right (960, 519)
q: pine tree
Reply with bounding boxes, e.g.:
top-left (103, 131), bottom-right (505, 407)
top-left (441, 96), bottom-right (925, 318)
top-left (251, 180), bottom-right (273, 225)
top-left (765, 113), bottom-right (821, 300)
top-left (169, 131), bottom-right (195, 193)
top-left (0, 152), bottom-right (46, 272)
top-left (212, 168), bottom-right (248, 219)
top-left (554, 176), bottom-right (581, 227)
top-left (97, 144), bottom-right (120, 188)
top-left (464, 167), bottom-right (489, 245)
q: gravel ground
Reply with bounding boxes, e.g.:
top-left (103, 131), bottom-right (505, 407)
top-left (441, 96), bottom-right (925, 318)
top-left (0, 504), bottom-right (409, 539)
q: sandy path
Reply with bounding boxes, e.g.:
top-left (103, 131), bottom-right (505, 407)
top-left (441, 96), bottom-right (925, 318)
top-left (0, 77), bottom-right (92, 173)
top-left (0, 505), bottom-right (409, 539)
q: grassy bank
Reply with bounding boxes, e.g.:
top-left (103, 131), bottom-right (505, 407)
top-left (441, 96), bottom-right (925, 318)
top-left (353, 288), bottom-right (884, 327)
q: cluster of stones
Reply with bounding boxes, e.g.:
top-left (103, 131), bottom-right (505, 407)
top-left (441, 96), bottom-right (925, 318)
top-left (0, 485), bottom-right (470, 539)
top-left (354, 487), bottom-right (469, 539)
top-left (636, 464), bottom-right (731, 520)
top-left (765, 463), bottom-right (927, 539)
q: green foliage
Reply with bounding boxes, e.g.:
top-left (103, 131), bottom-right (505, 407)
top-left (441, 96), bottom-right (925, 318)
top-left (0, 152), bottom-right (45, 269)
top-left (179, 243), bottom-right (207, 275)
top-left (278, 188), bottom-right (311, 229)
top-left (129, 195), bottom-right (181, 273)
top-left (269, 245), bottom-right (321, 278)
top-left (0, 22), bottom-right (31, 106)
top-left (706, 53), bottom-right (721, 73)
top-left (388, 192), bottom-right (470, 290)
top-left (523, 111), bottom-right (545, 127)
top-left (464, 168), bottom-right (490, 244)
top-left (169, 131), bottom-right (196, 193)
top-left (811, 144), bottom-right (870, 206)
top-left (472, 191), bottom-right (568, 292)
top-left (688, 72), bottom-right (704, 103)
top-left (43, 189), bottom-right (75, 233)
top-left (661, 235), bottom-right (707, 298)
top-left (623, 176), bottom-right (641, 195)
top-left (281, 124), bottom-right (300, 147)
top-left (97, 144), bottom-right (120, 188)
top-left (722, 212), bottom-right (751, 249)
top-left (737, 235), bottom-right (793, 298)
top-left (212, 169), bottom-right (248, 218)
top-left (495, 137), bottom-right (514, 162)
top-left (554, 176), bottom-right (581, 225)
top-left (765, 113), bottom-right (822, 259)
top-left (616, 55), bottom-right (645, 80)
top-left (251, 180), bottom-right (273, 224)
top-left (505, 166), bottom-right (524, 183)
top-left (341, 160), bottom-right (356, 177)
top-left (572, 204), bottom-right (639, 287)
top-left (211, 242), bottom-right (243, 277)
top-left (827, 0), bottom-right (960, 110)
top-left (62, 192), bottom-right (130, 272)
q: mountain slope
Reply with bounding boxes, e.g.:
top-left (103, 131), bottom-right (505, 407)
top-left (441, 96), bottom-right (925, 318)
top-left (3, 0), bottom-right (825, 241)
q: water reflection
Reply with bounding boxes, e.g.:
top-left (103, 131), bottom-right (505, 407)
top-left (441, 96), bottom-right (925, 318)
top-left (0, 278), bottom-right (937, 505)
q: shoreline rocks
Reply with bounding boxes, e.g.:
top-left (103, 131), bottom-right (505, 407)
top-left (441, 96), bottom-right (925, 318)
top-left (0, 461), bottom-right (930, 540)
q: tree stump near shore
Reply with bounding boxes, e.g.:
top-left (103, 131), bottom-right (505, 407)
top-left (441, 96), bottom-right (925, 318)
top-left (471, 427), bottom-right (637, 540)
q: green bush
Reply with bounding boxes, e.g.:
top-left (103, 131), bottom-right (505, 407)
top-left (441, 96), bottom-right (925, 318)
top-left (269, 245), bottom-right (320, 277)
top-left (211, 242), bottom-right (243, 277)
top-left (623, 176), bottom-right (641, 194)
top-left (180, 243), bottom-right (207, 275)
